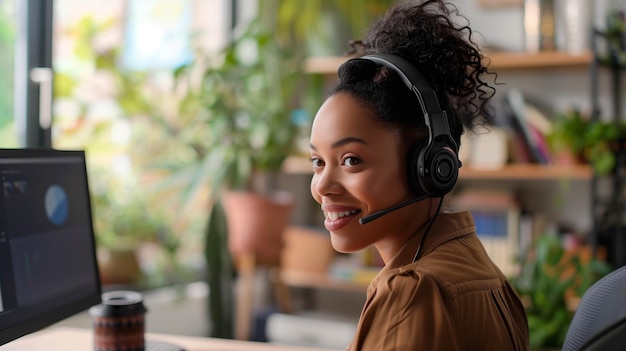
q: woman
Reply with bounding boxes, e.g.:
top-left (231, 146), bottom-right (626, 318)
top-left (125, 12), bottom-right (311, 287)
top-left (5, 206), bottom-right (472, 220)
top-left (308, 1), bottom-right (529, 350)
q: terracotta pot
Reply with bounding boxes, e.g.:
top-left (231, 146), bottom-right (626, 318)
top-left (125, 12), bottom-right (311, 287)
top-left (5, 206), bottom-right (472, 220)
top-left (222, 191), bottom-right (293, 266)
top-left (552, 148), bottom-right (584, 166)
top-left (97, 247), bottom-right (142, 286)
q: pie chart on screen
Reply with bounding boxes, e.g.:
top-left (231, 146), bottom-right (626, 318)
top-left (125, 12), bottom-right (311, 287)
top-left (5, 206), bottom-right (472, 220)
top-left (45, 185), bottom-right (68, 225)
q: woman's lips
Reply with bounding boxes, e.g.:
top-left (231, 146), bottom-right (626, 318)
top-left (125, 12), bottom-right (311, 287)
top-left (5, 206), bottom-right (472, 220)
top-left (323, 208), bottom-right (361, 231)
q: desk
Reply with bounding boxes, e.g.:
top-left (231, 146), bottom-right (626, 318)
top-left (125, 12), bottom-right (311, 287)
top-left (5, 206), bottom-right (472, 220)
top-left (0, 327), bottom-right (339, 351)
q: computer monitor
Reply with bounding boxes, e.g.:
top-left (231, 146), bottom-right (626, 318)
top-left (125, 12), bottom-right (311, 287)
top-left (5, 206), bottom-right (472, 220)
top-left (0, 148), bottom-right (102, 346)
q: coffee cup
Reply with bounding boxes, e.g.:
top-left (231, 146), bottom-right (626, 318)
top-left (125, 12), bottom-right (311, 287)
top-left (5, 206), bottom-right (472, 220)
top-left (89, 290), bottom-right (147, 351)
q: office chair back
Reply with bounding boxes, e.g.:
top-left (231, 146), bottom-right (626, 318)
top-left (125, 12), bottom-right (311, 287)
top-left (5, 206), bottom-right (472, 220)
top-left (562, 265), bottom-right (626, 351)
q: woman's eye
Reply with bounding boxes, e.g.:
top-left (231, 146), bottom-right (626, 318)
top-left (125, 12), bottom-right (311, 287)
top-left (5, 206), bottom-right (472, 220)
top-left (311, 158), bottom-right (324, 169)
top-left (342, 156), bottom-right (361, 167)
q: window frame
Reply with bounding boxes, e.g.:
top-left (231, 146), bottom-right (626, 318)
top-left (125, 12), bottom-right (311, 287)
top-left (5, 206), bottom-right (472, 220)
top-left (14, 0), bottom-right (53, 148)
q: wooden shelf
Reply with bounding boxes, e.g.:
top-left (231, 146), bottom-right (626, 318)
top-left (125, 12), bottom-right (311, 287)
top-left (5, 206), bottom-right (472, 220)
top-left (278, 269), bottom-right (369, 292)
top-left (304, 50), bottom-right (593, 74)
top-left (484, 50), bottom-right (593, 70)
top-left (459, 163), bottom-right (592, 181)
top-left (283, 156), bottom-right (593, 181)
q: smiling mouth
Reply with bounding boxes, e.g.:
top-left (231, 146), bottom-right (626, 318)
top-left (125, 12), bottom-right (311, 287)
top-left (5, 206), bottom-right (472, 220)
top-left (325, 210), bottom-right (361, 220)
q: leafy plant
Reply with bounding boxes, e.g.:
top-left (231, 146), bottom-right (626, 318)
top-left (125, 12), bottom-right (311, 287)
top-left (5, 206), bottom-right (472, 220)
top-left (273, 0), bottom-right (392, 56)
top-left (547, 109), bottom-right (626, 175)
top-left (584, 121), bottom-right (626, 175)
top-left (170, 13), bottom-right (314, 338)
top-left (92, 190), bottom-right (169, 251)
top-left (172, 17), bottom-right (309, 199)
top-left (548, 109), bottom-right (589, 158)
top-left (511, 235), bottom-right (612, 349)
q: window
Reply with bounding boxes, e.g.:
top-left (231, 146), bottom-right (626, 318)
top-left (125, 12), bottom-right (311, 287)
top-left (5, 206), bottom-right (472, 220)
top-left (0, 1), bottom-right (16, 147)
top-left (51, 0), bottom-right (231, 288)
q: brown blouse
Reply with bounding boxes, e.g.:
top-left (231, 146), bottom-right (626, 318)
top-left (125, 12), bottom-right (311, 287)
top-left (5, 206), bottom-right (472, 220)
top-left (348, 211), bottom-right (529, 351)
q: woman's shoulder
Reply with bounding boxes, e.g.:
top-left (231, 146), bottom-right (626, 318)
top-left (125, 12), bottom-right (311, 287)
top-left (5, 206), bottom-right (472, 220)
top-left (377, 240), bottom-right (506, 297)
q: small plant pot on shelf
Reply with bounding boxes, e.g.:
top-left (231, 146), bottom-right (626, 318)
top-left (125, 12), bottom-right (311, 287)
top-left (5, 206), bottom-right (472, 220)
top-left (97, 247), bottom-right (142, 287)
top-left (222, 191), bottom-right (294, 268)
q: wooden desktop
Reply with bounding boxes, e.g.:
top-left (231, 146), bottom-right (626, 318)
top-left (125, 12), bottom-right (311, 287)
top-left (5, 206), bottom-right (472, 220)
top-left (0, 326), bottom-right (339, 351)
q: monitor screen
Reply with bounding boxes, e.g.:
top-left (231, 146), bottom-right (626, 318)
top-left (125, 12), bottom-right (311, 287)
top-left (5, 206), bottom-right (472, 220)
top-left (0, 148), bottom-right (102, 346)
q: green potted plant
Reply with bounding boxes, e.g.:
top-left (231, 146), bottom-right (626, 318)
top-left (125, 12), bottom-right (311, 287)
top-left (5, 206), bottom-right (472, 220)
top-left (583, 121), bottom-right (626, 175)
top-left (510, 235), bottom-right (612, 350)
top-left (547, 109), bottom-right (626, 175)
top-left (174, 16), bottom-right (306, 252)
top-left (172, 14), bottom-right (312, 338)
top-left (547, 109), bottom-right (589, 165)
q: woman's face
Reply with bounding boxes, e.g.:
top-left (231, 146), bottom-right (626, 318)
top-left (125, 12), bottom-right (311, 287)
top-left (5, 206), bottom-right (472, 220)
top-left (310, 93), bottom-right (422, 255)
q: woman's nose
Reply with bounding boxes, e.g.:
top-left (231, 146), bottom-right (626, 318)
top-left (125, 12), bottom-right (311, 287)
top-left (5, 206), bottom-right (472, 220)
top-left (312, 166), bottom-right (341, 198)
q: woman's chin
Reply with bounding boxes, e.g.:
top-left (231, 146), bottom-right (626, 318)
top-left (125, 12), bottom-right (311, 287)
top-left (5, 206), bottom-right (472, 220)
top-left (329, 234), bottom-right (368, 254)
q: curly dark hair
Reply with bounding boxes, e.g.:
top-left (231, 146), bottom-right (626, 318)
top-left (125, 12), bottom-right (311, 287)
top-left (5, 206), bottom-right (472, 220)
top-left (328, 0), bottom-right (496, 147)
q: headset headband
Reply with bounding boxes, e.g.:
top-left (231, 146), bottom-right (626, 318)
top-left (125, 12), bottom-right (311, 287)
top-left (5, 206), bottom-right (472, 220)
top-left (361, 53), bottom-right (458, 154)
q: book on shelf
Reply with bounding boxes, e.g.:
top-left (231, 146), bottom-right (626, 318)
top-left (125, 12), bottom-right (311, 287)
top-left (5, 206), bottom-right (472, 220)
top-left (527, 123), bottom-right (552, 164)
top-left (504, 88), bottom-right (551, 165)
top-left (451, 189), bottom-right (521, 276)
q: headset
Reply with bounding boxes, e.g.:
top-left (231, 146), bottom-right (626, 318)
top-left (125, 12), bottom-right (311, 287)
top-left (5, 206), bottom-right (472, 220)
top-left (361, 53), bottom-right (461, 197)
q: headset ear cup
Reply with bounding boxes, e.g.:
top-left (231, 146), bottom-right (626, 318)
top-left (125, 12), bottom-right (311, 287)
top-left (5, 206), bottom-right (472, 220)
top-left (409, 142), bottom-right (459, 196)
top-left (427, 144), bottom-right (459, 196)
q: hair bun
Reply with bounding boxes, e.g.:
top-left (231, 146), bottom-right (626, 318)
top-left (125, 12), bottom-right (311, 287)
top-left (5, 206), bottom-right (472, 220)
top-left (337, 58), bottom-right (379, 84)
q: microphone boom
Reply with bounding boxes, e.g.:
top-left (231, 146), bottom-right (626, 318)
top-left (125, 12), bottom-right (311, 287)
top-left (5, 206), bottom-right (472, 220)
top-left (359, 194), bottom-right (430, 225)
